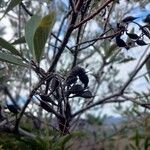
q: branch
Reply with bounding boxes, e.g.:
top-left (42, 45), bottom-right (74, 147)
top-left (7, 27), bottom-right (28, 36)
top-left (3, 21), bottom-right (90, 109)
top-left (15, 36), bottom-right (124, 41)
top-left (15, 74), bottom-right (54, 131)
top-left (71, 29), bottom-right (120, 50)
top-left (48, 12), bottom-right (78, 72)
top-left (72, 51), bottom-right (150, 117)
top-left (53, 10), bottom-right (72, 56)
top-left (103, 1), bottom-right (115, 32)
top-left (69, 0), bottom-right (76, 13)
top-left (73, 0), bottom-right (114, 29)
top-left (20, 2), bottom-right (33, 16)
top-left (72, 92), bottom-right (120, 118)
top-left (120, 52), bottom-right (150, 94)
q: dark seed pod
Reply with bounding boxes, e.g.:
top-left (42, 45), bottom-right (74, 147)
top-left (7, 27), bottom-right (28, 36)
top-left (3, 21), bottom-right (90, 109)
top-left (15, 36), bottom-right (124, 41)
top-left (78, 74), bottom-right (89, 88)
top-left (116, 36), bottom-right (128, 49)
top-left (143, 14), bottom-right (150, 24)
top-left (136, 40), bottom-right (147, 46)
top-left (7, 104), bottom-right (19, 114)
top-left (50, 77), bottom-right (59, 94)
top-left (68, 84), bottom-right (84, 95)
top-left (117, 23), bottom-right (126, 31)
top-left (67, 66), bottom-right (89, 88)
top-left (122, 16), bottom-right (138, 23)
top-left (40, 100), bottom-right (52, 112)
top-left (40, 95), bottom-right (57, 106)
top-left (70, 66), bottom-right (86, 76)
top-left (66, 75), bottom-right (77, 86)
top-left (78, 90), bottom-right (93, 98)
top-left (126, 32), bottom-right (139, 39)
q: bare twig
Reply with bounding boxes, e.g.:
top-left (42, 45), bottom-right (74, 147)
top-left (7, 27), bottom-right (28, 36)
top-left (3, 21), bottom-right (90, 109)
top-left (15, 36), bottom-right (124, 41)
top-left (74, 0), bottom-right (114, 29)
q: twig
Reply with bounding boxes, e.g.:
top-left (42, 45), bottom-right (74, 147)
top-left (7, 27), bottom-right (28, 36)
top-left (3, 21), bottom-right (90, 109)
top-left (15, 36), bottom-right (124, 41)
top-left (69, 0), bottom-right (76, 13)
top-left (103, 0), bottom-right (115, 32)
top-left (53, 10), bottom-right (72, 57)
top-left (120, 52), bottom-right (150, 94)
top-left (20, 2), bottom-right (33, 16)
top-left (48, 11), bottom-right (78, 72)
top-left (73, 0), bottom-right (114, 29)
top-left (72, 52), bottom-right (150, 117)
top-left (72, 92), bottom-right (120, 118)
top-left (15, 74), bottom-right (54, 131)
top-left (51, 33), bottom-right (73, 53)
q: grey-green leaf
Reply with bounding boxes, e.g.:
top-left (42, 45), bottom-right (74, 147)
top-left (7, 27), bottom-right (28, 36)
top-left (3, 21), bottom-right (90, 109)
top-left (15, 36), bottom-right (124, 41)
top-left (0, 52), bottom-right (27, 66)
top-left (0, 37), bottom-right (21, 56)
top-left (33, 12), bottom-right (55, 62)
top-left (25, 15), bottom-right (41, 58)
top-left (1, 0), bottom-right (23, 19)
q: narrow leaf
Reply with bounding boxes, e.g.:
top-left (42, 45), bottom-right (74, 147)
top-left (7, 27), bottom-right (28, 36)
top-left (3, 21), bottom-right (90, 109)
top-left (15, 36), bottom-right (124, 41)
top-left (0, 52), bottom-right (26, 66)
top-left (25, 15), bottom-right (41, 58)
top-left (0, 37), bottom-right (21, 56)
top-left (33, 11), bottom-right (55, 62)
top-left (1, 0), bottom-right (22, 19)
top-left (106, 43), bottom-right (117, 58)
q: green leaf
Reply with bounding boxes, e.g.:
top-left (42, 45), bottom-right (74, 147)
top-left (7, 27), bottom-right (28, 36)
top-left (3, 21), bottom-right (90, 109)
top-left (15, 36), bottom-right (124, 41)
top-left (25, 15), bottom-right (41, 58)
top-left (12, 36), bottom-right (26, 45)
top-left (1, 0), bottom-right (23, 19)
top-left (33, 12), bottom-right (55, 62)
top-left (106, 43), bottom-right (118, 58)
top-left (146, 58), bottom-right (150, 79)
top-left (0, 37), bottom-right (21, 56)
top-left (0, 52), bottom-right (26, 66)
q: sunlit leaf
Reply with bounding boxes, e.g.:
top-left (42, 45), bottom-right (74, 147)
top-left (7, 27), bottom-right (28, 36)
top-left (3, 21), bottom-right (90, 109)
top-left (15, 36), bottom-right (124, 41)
top-left (0, 52), bottom-right (26, 66)
top-left (25, 15), bottom-right (41, 58)
top-left (0, 37), bottom-right (21, 56)
top-left (33, 11), bottom-right (55, 62)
